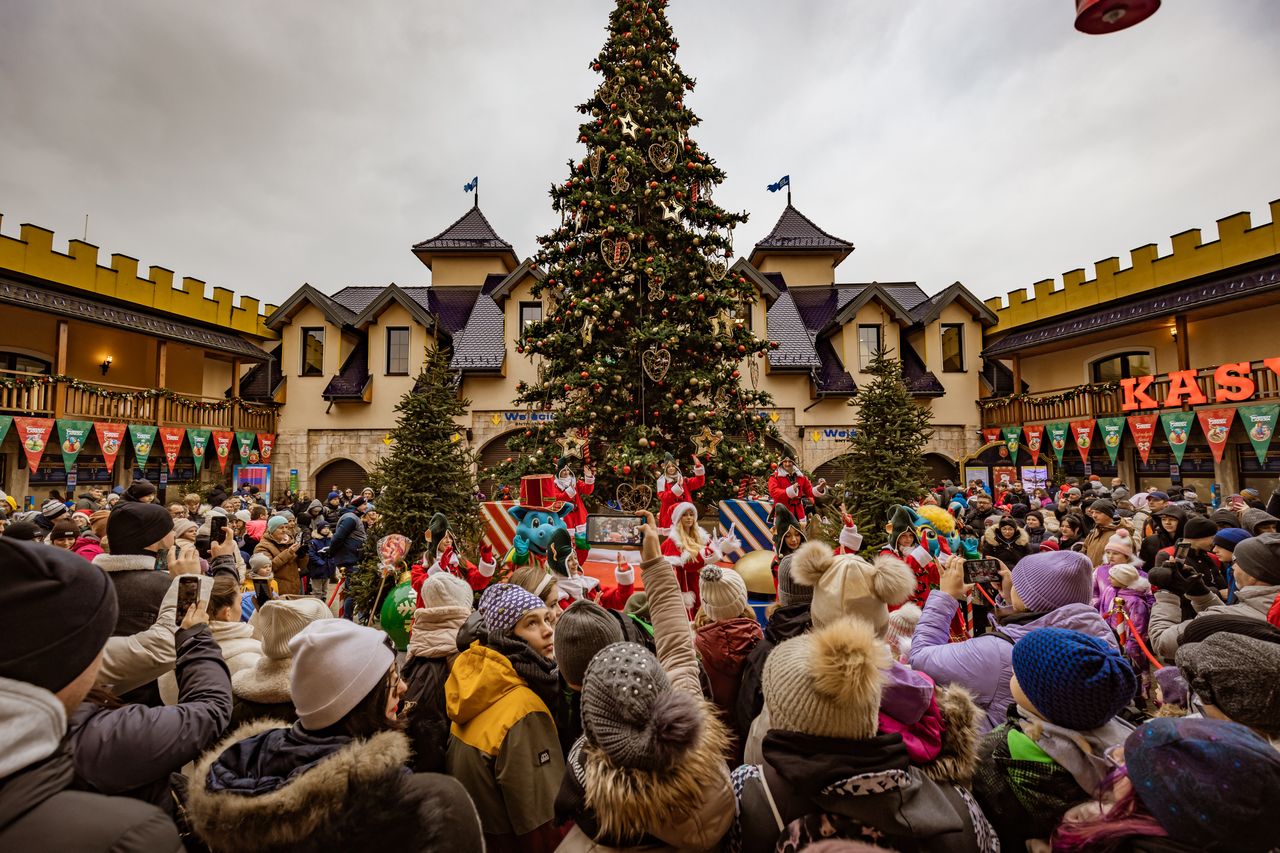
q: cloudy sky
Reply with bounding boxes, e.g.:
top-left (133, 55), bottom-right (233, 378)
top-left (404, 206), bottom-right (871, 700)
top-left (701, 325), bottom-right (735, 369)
top-left (2, 1), bottom-right (1278, 309)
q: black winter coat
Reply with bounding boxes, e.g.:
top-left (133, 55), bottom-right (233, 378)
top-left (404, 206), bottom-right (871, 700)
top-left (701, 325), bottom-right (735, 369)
top-left (733, 603), bottom-right (813, 742)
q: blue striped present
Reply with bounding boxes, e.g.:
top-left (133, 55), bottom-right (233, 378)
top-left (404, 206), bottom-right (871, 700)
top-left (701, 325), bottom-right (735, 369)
top-left (717, 499), bottom-right (774, 562)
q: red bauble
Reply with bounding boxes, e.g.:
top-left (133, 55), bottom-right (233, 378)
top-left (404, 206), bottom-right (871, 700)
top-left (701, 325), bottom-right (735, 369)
top-left (580, 371), bottom-right (590, 379)
top-left (737, 344), bottom-right (747, 353)
top-left (696, 293), bottom-right (705, 302)
top-left (622, 465), bottom-right (631, 475)
top-left (732, 369), bottom-right (740, 378)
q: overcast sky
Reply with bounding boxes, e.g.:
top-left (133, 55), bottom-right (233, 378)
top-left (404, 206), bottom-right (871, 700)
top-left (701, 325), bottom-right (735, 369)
top-left (2, 1), bottom-right (1279, 310)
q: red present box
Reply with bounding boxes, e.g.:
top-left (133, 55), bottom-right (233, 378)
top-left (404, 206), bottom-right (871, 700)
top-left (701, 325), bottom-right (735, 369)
top-left (480, 500), bottom-right (519, 555)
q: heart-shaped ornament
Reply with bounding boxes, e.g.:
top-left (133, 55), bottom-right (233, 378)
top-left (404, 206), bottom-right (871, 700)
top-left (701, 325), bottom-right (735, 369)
top-left (708, 259), bottom-right (727, 281)
top-left (641, 347), bottom-right (671, 382)
top-left (589, 148), bottom-right (602, 179)
top-left (648, 141), bottom-right (677, 172)
top-left (600, 238), bottom-right (631, 270)
top-left (615, 483), bottom-right (654, 513)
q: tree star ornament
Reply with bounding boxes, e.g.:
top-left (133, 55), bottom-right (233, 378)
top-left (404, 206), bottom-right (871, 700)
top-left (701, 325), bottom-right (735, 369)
top-left (660, 199), bottom-right (684, 222)
top-left (618, 112), bottom-right (639, 139)
top-left (557, 430), bottom-right (587, 459)
top-left (693, 426), bottom-right (724, 457)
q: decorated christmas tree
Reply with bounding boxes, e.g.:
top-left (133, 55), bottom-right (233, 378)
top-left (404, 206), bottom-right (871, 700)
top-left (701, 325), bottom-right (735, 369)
top-left (842, 349), bottom-right (934, 550)
top-left (496, 0), bottom-right (778, 507)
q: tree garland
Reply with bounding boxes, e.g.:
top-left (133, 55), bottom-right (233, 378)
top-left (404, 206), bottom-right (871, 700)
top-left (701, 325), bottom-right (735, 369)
top-left (977, 380), bottom-right (1121, 411)
top-left (0, 373), bottom-right (280, 414)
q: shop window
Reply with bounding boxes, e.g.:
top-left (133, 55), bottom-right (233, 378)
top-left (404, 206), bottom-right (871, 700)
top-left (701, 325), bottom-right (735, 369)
top-left (301, 328), bottom-right (325, 376)
top-left (857, 325), bottom-right (881, 370)
top-left (386, 327), bottom-right (410, 376)
top-left (941, 324), bottom-right (964, 372)
top-left (1091, 351), bottom-right (1152, 383)
top-left (519, 302), bottom-right (542, 341)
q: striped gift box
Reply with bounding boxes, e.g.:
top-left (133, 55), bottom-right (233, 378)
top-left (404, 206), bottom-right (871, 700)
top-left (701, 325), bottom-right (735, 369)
top-left (717, 499), bottom-right (775, 562)
top-left (479, 501), bottom-right (519, 555)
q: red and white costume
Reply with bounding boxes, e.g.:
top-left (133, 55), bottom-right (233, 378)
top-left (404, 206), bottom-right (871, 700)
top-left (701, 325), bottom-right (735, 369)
top-left (555, 557), bottom-right (635, 612)
top-left (410, 543), bottom-right (497, 606)
top-left (768, 464), bottom-right (826, 523)
top-left (660, 502), bottom-right (737, 616)
top-left (657, 461), bottom-right (705, 528)
top-left (552, 468), bottom-right (594, 541)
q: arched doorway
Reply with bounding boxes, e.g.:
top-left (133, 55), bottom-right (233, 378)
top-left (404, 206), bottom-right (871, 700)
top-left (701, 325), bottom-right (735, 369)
top-left (313, 458), bottom-right (370, 496)
top-left (476, 430), bottom-right (536, 499)
top-left (813, 453), bottom-right (856, 486)
top-left (923, 452), bottom-right (959, 486)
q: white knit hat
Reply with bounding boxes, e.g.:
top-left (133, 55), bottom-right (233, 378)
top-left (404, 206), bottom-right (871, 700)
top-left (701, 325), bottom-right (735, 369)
top-left (699, 565), bottom-right (748, 622)
top-left (790, 541), bottom-right (915, 632)
top-left (251, 597), bottom-right (334, 660)
top-left (289, 620), bottom-right (394, 730)
top-left (422, 572), bottom-right (473, 610)
top-left (1107, 563), bottom-right (1142, 589)
top-left (1105, 529), bottom-right (1140, 565)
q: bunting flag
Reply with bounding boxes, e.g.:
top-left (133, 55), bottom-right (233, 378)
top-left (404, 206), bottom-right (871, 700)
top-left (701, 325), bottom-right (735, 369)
top-left (1046, 422), bottom-right (1070, 465)
top-left (93, 422), bottom-right (126, 473)
top-left (256, 433), bottom-right (275, 464)
top-left (1238, 404), bottom-right (1280, 465)
top-left (1001, 425), bottom-right (1021, 464)
top-left (158, 427), bottom-right (186, 475)
top-left (187, 428), bottom-right (212, 475)
top-left (235, 431), bottom-right (257, 463)
top-left (982, 428), bottom-right (1001, 446)
top-left (1127, 414), bottom-right (1159, 465)
top-left (212, 431), bottom-right (235, 473)
top-left (1159, 411), bottom-right (1195, 465)
top-left (1196, 408), bottom-right (1237, 464)
top-left (1097, 416), bottom-right (1126, 465)
top-left (1069, 419), bottom-right (1096, 465)
top-left (129, 424), bottom-right (158, 470)
top-left (1023, 424), bottom-right (1045, 465)
top-left (14, 417), bottom-right (55, 471)
top-left (56, 420), bottom-right (92, 472)
top-left (0, 415), bottom-right (11, 450)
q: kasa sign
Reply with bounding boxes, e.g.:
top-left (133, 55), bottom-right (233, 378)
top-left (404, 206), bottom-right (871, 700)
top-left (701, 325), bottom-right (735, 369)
top-left (1122, 358), bottom-right (1280, 412)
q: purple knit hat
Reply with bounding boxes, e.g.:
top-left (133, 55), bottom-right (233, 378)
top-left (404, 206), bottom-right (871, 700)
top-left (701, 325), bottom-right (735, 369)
top-left (478, 583), bottom-right (547, 635)
top-left (1010, 550), bottom-right (1093, 611)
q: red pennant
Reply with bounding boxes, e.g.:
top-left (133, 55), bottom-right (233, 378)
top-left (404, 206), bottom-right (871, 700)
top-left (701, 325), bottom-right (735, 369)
top-left (94, 422), bottom-right (127, 473)
top-left (1127, 414), bottom-right (1159, 465)
top-left (158, 427), bottom-right (185, 475)
top-left (1023, 424), bottom-right (1045, 465)
top-left (982, 428), bottom-right (1001, 446)
top-left (14, 417), bottom-right (54, 472)
top-left (256, 433), bottom-right (275, 464)
top-left (1196, 407), bottom-right (1237, 464)
top-left (211, 431), bottom-right (234, 473)
top-left (1069, 419), bottom-right (1096, 464)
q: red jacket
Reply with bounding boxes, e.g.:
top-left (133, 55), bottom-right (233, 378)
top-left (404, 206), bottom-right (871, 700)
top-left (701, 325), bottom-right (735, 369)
top-left (768, 470), bottom-right (820, 521)
top-left (657, 467), bottom-right (705, 527)
top-left (550, 475), bottom-right (594, 532)
top-left (410, 545), bottom-right (495, 606)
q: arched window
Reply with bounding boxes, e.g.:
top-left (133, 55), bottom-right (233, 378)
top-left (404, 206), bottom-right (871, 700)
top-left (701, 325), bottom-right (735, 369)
top-left (0, 352), bottom-right (51, 374)
top-left (1090, 351), bottom-right (1152, 383)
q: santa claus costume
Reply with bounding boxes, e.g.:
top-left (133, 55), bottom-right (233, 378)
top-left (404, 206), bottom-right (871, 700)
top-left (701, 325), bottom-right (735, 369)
top-left (767, 456), bottom-right (826, 526)
top-left (656, 455), bottom-right (705, 529)
top-left (546, 526), bottom-right (634, 611)
top-left (550, 458), bottom-right (594, 562)
top-left (660, 501), bottom-right (737, 616)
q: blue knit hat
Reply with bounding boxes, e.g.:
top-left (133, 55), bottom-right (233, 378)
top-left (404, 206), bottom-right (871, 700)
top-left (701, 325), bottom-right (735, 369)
top-left (478, 583), bottom-right (548, 636)
top-left (1213, 526), bottom-right (1251, 552)
top-left (1012, 628), bottom-right (1135, 730)
top-left (1126, 718), bottom-right (1280, 851)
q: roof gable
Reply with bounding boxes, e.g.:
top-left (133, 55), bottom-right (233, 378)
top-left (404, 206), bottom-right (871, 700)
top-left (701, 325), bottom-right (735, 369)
top-left (730, 258), bottom-right (783, 302)
top-left (832, 283), bottom-right (914, 327)
top-left (750, 205), bottom-right (853, 265)
top-left (485, 258), bottom-right (547, 302)
top-left (914, 282), bottom-right (999, 326)
top-left (411, 205), bottom-right (519, 269)
top-left (351, 284), bottom-right (436, 331)
top-left (265, 283), bottom-right (356, 331)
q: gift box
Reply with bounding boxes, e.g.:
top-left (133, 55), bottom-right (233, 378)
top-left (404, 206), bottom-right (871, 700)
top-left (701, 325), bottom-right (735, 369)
top-left (717, 499), bottom-right (775, 562)
top-left (479, 500), bottom-right (519, 555)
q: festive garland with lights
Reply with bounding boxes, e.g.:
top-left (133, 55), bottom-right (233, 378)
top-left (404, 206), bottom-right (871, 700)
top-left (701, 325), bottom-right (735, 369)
top-left (0, 373), bottom-right (280, 414)
top-left (977, 380), bottom-right (1121, 411)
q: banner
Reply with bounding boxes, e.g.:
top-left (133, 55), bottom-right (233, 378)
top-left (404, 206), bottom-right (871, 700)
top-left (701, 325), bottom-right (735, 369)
top-left (1000, 425), bottom-right (1021, 464)
top-left (0, 415), bottom-right (11, 450)
top-left (55, 420), bottom-right (92, 472)
top-left (256, 433), bottom-right (276, 464)
top-left (1127, 413), bottom-right (1159, 465)
top-left (1046, 422), bottom-right (1070, 465)
top-left (1097, 416), bottom-right (1126, 465)
top-left (1023, 424), bottom-right (1045, 465)
top-left (1239, 404), bottom-right (1280, 465)
top-left (14, 417), bottom-right (55, 471)
top-left (187, 428), bottom-right (212, 475)
top-left (982, 428), bottom-right (1001, 446)
top-left (1196, 408), bottom-right (1237, 464)
top-left (129, 424), bottom-right (158, 470)
top-left (212, 431), bottom-right (235, 473)
top-left (1069, 419), bottom-right (1096, 464)
top-left (235, 431), bottom-right (257, 463)
top-left (158, 427), bottom-right (185, 475)
top-left (1159, 411), bottom-right (1195, 465)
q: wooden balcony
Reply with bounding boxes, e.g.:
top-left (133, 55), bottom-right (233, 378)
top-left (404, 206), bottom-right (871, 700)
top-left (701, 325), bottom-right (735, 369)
top-left (980, 359), bottom-right (1280, 427)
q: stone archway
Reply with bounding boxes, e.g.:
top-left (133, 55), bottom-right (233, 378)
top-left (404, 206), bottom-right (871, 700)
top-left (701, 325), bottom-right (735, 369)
top-left (312, 458), bottom-right (370, 496)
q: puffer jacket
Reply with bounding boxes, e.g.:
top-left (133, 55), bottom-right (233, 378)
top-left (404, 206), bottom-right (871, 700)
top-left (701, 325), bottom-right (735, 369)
top-left (695, 616), bottom-right (762, 728)
top-left (909, 591), bottom-right (1120, 733)
top-left (981, 525), bottom-right (1032, 569)
top-left (253, 536), bottom-right (307, 597)
top-left (400, 604), bottom-right (470, 774)
top-left (330, 506), bottom-right (367, 567)
top-left (159, 619), bottom-right (260, 705)
top-left (1148, 584), bottom-right (1279, 663)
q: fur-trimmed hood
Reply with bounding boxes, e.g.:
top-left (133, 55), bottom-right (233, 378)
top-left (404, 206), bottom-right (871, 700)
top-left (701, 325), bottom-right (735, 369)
top-left (92, 552), bottom-right (159, 573)
top-left (983, 523), bottom-right (1030, 548)
top-left (921, 684), bottom-right (980, 787)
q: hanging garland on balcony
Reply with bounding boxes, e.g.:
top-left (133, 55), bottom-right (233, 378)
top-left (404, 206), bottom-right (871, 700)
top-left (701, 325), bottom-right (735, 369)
top-left (0, 373), bottom-right (280, 414)
top-left (978, 380), bottom-right (1121, 411)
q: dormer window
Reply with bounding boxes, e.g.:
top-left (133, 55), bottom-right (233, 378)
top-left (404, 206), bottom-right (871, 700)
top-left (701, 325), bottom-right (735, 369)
top-left (942, 324), bottom-right (965, 372)
top-left (857, 325), bottom-right (881, 369)
top-left (301, 327), bottom-right (325, 376)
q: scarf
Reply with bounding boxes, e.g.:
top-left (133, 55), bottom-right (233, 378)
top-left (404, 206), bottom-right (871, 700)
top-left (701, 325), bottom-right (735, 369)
top-left (485, 630), bottom-right (560, 711)
top-left (1014, 706), bottom-right (1132, 795)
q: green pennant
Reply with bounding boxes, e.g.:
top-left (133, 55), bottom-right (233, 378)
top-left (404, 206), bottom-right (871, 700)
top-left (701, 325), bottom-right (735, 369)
top-left (1098, 416), bottom-right (1126, 465)
top-left (187, 428), bottom-right (212, 475)
top-left (1001, 425), bottom-right (1021, 464)
top-left (128, 424), bottom-right (158, 470)
top-left (1159, 411), bottom-right (1195, 465)
top-left (1046, 422), bottom-right (1070, 465)
top-left (0, 415), bottom-right (11, 449)
top-left (235, 431), bottom-right (257, 463)
top-left (56, 419), bottom-right (93, 472)
top-left (1238, 404), bottom-right (1280, 465)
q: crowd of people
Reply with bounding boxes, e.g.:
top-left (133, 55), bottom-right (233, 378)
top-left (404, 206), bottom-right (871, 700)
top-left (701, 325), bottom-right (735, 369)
top-left (2, 466), bottom-right (1279, 852)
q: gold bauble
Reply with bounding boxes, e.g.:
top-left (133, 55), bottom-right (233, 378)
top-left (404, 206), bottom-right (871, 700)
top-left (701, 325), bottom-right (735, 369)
top-left (734, 549), bottom-right (777, 597)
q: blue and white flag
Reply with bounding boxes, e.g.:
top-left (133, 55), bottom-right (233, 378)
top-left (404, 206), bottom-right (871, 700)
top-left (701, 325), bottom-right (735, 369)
top-left (766, 175), bottom-right (790, 193)
top-left (464, 176), bottom-right (479, 193)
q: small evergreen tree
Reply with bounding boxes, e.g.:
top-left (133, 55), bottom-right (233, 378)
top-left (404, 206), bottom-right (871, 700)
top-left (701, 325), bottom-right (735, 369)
top-left (348, 345), bottom-right (479, 617)
top-left (843, 348), bottom-right (933, 550)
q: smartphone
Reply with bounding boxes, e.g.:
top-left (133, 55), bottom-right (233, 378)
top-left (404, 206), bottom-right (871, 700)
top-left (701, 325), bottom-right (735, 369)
top-left (176, 576), bottom-right (200, 624)
top-left (963, 558), bottom-right (1003, 585)
top-left (585, 514), bottom-right (643, 547)
top-left (1174, 541), bottom-right (1190, 561)
top-left (209, 515), bottom-right (227, 546)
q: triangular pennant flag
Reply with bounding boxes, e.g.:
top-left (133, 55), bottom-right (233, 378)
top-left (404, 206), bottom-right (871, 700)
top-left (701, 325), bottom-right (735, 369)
top-left (1159, 411), bottom-right (1195, 465)
top-left (187, 428), bottom-right (212, 475)
top-left (212, 431), bottom-right (234, 473)
top-left (1196, 408), bottom-right (1237, 464)
top-left (0, 415), bottom-right (12, 450)
top-left (14, 417), bottom-right (55, 471)
top-left (56, 420), bottom-right (92, 472)
top-left (94, 422), bottom-right (126, 473)
top-left (235, 431), bottom-right (257, 463)
top-left (1097, 417), bottom-right (1126, 465)
top-left (129, 425), bottom-right (158, 469)
top-left (1001, 425), bottom-right (1021, 464)
top-left (256, 433), bottom-right (275, 464)
top-left (1046, 422), bottom-right (1070, 465)
top-left (1127, 414), bottom-right (1159, 465)
top-left (158, 427), bottom-right (185, 475)
top-left (982, 428), bottom-right (1001, 446)
top-left (1239, 404), bottom-right (1280, 465)
top-left (1069, 420), bottom-right (1095, 465)
top-left (1023, 424), bottom-right (1045, 465)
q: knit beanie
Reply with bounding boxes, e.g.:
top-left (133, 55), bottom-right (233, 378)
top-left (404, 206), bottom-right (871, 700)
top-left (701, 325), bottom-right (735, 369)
top-left (1176, 633), bottom-right (1280, 736)
top-left (763, 617), bottom-right (889, 739)
top-left (622, 591), bottom-right (651, 622)
top-left (1153, 666), bottom-right (1189, 709)
top-left (1038, 538), bottom-right (1060, 552)
top-left (266, 515), bottom-right (289, 534)
top-left (125, 480), bottom-right (157, 502)
top-left (4, 520), bottom-right (40, 541)
top-left (41, 498), bottom-right (68, 522)
top-left (172, 518), bottom-right (198, 541)
top-left (0, 538), bottom-right (119, 693)
top-left (1181, 613), bottom-right (1280, 646)
top-left (106, 502), bottom-right (174, 556)
top-left (478, 583), bottom-right (548, 636)
top-left (789, 541), bottom-right (914, 631)
top-left (50, 518), bottom-right (80, 540)
top-left (421, 572), bottom-right (473, 611)
top-left (555, 599), bottom-right (624, 688)
top-left (1126, 718), bottom-right (1280, 851)
top-left (1232, 532), bottom-right (1280, 585)
top-left (1104, 529), bottom-right (1138, 563)
top-left (88, 509), bottom-right (110, 539)
top-left (251, 597), bottom-right (334, 660)
top-left (1183, 516), bottom-right (1218, 540)
top-left (884, 602), bottom-right (922, 660)
top-left (1210, 509), bottom-right (1240, 529)
top-left (327, 491), bottom-right (341, 501)
top-left (1213, 527), bottom-right (1251, 552)
top-left (234, 509), bottom-right (252, 523)
top-left (289, 620), bottom-right (394, 730)
top-left (1010, 550), bottom-right (1093, 612)
top-left (776, 553), bottom-right (814, 606)
top-left (581, 641), bottom-right (701, 771)
top-left (1106, 563), bottom-right (1141, 589)
top-left (247, 553), bottom-right (273, 579)
top-left (1011, 628), bottom-right (1135, 730)
top-left (699, 565), bottom-right (748, 621)
top-left (1090, 499), bottom-right (1117, 519)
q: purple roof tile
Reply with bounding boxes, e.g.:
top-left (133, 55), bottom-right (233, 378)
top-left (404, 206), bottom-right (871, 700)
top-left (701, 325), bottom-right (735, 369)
top-left (412, 206), bottom-right (515, 254)
top-left (322, 338), bottom-right (370, 400)
top-left (814, 336), bottom-right (857, 394)
top-left (754, 205), bottom-right (853, 254)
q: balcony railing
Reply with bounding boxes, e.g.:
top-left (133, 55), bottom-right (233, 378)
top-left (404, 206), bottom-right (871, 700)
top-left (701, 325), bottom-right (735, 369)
top-left (980, 359), bottom-right (1280, 427)
top-left (0, 370), bottom-right (53, 415)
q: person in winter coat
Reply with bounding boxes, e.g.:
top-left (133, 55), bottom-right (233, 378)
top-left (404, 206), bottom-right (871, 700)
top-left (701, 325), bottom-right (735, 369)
top-left (399, 573), bottom-right (473, 773)
top-left (48, 517), bottom-right (81, 552)
top-left (656, 454), bottom-right (705, 528)
top-left (1056, 512), bottom-right (1087, 553)
top-left (910, 549), bottom-right (1120, 733)
top-left (253, 516), bottom-right (307, 597)
top-left (555, 516), bottom-right (736, 853)
top-left (732, 616), bottom-right (997, 853)
top-left (1023, 510), bottom-right (1049, 548)
top-left (446, 583), bottom-right (563, 852)
top-left (1099, 563), bottom-right (1155, 689)
top-left (974, 628), bottom-right (1136, 850)
top-left (694, 565), bottom-right (762, 760)
top-left (230, 597), bottom-right (333, 727)
top-left (767, 456), bottom-right (827, 527)
top-left (1052, 718), bottom-right (1280, 853)
top-left (1176, 630), bottom-right (1280, 744)
top-left (184, 619), bottom-right (481, 853)
top-left (660, 501), bottom-right (737, 615)
top-left (305, 519), bottom-right (337, 601)
top-left (545, 526), bottom-right (635, 610)
top-left (1140, 504), bottom-right (1184, 568)
top-left (330, 497), bottom-right (368, 569)
top-left (160, 575), bottom-right (261, 705)
top-left (1081, 499), bottom-right (1127, 567)
top-left (981, 516), bottom-right (1032, 569)
top-left (93, 502), bottom-right (181, 634)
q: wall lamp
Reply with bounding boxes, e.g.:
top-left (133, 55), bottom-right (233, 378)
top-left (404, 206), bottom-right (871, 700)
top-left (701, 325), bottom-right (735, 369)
top-left (100, 356), bottom-right (113, 376)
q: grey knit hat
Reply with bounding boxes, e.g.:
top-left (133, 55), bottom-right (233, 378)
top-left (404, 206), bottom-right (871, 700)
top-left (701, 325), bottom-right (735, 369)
top-left (581, 641), bottom-right (701, 771)
top-left (1233, 532), bottom-right (1280, 586)
top-left (554, 599), bottom-right (624, 688)
top-left (777, 553), bottom-right (814, 606)
top-left (1176, 632), bottom-right (1280, 736)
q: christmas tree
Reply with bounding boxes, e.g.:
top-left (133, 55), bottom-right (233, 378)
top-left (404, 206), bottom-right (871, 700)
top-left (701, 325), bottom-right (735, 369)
top-left (497, 0), bottom-right (778, 506)
top-left (348, 345), bottom-right (479, 617)
top-left (843, 348), bottom-right (934, 550)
